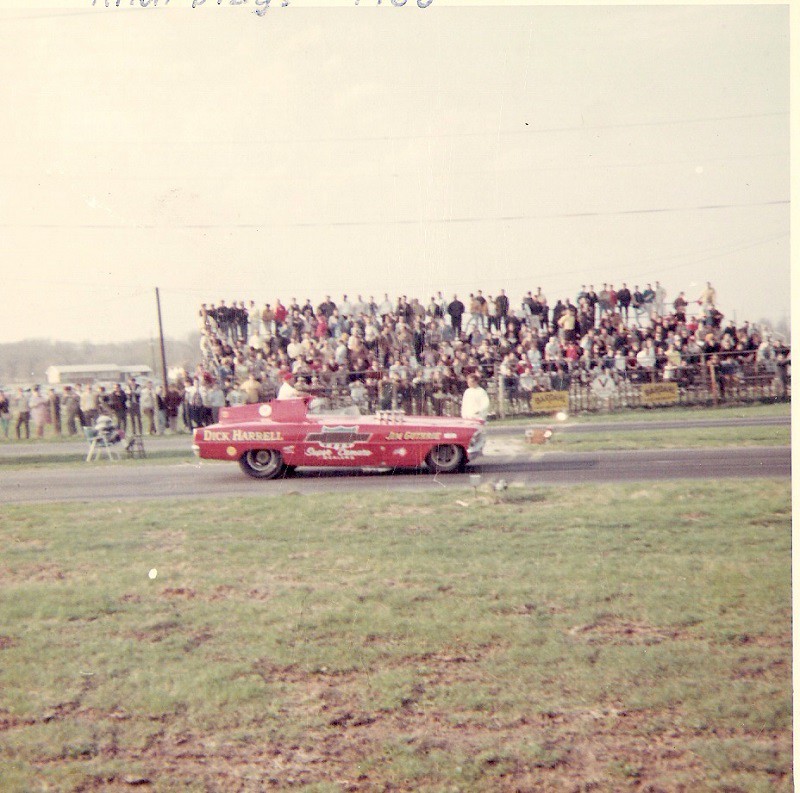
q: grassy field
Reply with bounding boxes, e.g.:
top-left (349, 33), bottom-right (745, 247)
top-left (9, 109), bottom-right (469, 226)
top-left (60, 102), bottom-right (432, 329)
top-left (498, 400), bottom-right (791, 425)
top-left (0, 480), bottom-right (791, 792)
top-left (545, 424), bottom-right (791, 453)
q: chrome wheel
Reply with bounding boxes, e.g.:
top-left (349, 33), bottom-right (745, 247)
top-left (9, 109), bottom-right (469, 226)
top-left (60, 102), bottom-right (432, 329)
top-left (239, 449), bottom-right (286, 480)
top-left (426, 444), bottom-right (466, 474)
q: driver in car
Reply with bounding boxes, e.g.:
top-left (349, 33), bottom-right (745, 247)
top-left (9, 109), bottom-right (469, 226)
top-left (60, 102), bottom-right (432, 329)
top-left (277, 372), bottom-right (302, 400)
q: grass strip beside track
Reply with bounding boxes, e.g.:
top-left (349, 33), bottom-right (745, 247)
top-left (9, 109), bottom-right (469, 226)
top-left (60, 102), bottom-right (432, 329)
top-left (496, 400), bottom-right (790, 425)
top-left (0, 448), bottom-right (193, 469)
top-left (0, 481), bottom-right (791, 792)
top-left (545, 424), bottom-right (790, 453)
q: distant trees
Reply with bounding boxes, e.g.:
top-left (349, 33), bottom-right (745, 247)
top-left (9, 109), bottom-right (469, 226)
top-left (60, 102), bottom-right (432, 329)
top-left (757, 317), bottom-right (791, 343)
top-left (0, 334), bottom-right (200, 385)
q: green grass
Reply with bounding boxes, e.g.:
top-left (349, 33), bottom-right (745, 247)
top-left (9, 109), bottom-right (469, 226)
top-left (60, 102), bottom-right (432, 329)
top-left (495, 399), bottom-right (791, 425)
top-left (0, 481), bottom-right (791, 791)
top-left (0, 433), bottom-right (194, 469)
top-left (546, 424), bottom-right (790, 452)
top-left (0, 430), bottom-right (192, 445)
top-left (0, 448), bottom-right (194, 469)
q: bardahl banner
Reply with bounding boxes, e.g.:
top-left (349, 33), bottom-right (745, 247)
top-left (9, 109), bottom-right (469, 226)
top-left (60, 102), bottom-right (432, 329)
top-left (529, 391), bottom-right (569, 413)
top-left (640, 382), bottom-right (679, 406)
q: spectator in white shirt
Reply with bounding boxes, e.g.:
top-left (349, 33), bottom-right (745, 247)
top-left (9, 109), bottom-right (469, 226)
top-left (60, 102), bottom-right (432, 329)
top-left (461, 374), bottom-right (491, 420)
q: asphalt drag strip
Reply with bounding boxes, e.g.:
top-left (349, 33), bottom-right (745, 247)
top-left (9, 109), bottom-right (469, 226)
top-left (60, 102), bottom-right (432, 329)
top-left (1, 445), bottom-right (789, 504)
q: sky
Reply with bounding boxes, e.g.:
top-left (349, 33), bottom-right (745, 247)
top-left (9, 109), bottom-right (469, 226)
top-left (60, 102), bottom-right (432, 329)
top-left (0, 0), bottom-right (791, 345)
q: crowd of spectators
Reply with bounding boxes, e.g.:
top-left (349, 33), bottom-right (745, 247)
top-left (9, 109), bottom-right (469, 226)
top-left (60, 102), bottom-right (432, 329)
top-left (0, 280), bottom-right (789, 441)
top-left (184, 281), bottom-right (789, 423)
top-left (0, 379), bottom-right (185, 441)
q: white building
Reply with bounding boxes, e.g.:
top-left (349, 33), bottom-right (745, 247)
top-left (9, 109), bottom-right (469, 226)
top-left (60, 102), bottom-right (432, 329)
top-left (45, 364), bottom-right (153, 385)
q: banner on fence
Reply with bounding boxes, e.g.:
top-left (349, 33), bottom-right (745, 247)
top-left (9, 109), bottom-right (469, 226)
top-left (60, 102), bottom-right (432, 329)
top-left (641, 382), bottom-right (679, 406)
top-left (530, 391), bottom-right (570, 413)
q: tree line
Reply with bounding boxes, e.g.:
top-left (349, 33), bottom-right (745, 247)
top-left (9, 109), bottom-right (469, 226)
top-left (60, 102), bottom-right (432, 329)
top-left (0, 334), bottom-right (201, 385)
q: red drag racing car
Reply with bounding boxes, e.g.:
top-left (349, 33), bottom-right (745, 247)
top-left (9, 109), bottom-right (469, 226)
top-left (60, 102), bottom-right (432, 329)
top-left (192, 398), bottom-right (486, 479)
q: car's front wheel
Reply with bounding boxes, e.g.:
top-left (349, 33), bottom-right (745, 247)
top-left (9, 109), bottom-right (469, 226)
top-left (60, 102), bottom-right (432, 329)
top-left (426, 444), bottom-right (466, 474)
top-left (239, 449), bottom-right (287, 480)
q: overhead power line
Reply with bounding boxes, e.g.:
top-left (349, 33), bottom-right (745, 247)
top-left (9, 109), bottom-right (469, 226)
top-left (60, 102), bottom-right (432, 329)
top-left (525, 232), bottom-right (789, 298)
top-left (1, 198), bottom-right (788, 231)
top-left (34, 111), bottom-right (786, 149)
top-left (229, 110), bottom-right (791, 145)
top-left (15, 228), bottom-right (782, 299)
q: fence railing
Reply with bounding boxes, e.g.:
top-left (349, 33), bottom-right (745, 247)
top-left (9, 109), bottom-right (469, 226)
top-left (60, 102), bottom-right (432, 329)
top-left (234, 352), bottom-right (789, 420)
top-left (493, 352), bottom-right (790, 416)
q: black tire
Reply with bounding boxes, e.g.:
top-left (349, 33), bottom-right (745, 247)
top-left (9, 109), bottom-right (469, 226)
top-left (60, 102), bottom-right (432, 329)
top-left (426, 444), bottom-right (466, 474)
top-left (239, 449), bottom-right (286, 480)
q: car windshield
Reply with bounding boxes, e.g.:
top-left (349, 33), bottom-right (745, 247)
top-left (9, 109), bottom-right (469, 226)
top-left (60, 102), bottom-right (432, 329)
top-left (306, 397), bottom-right (364, 417)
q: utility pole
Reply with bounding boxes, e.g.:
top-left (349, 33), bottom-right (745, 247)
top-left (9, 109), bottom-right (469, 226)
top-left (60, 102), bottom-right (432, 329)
top-left (155, 287), bottom-right (169, 387)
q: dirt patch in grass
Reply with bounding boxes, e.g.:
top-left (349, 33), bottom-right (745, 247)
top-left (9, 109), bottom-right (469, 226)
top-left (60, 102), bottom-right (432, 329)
top-left (208, 584), bottom-right (237, 600)
top-left (733, 658), bottom-right (789, 680)
top-left (1, 563), bottom-right (66, 583)
top-left (141, 585), bottom-right (273, 603)
top-left (16, 681), bottom-right (789, 792)
top-left (170, 654), bottom-right (781, 791)
top-left (568, 616), bottom-right (688, 646)
top-left (392, 505), bottom-right (436, 518)
top-left (719, 632), bottom-right (790, 649)
top-left (128, 620), bottom-right (182, 644)
top-left (245, 587), bottom-right (271, 601)
top-left (679, 512), bottom-right (710, 522)
top-left (4, 643), bottom-right (791, 791)
top-left (149, 529), bottom-right (188, 544)
top-left (158, 587), bottom-right (197, 600)
top-left (182, 630), bottom-right (213, 652)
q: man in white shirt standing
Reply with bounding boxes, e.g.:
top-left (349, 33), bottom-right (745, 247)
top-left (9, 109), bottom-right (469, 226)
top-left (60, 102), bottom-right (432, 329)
top-left (139, 381), bottom-right (157, 435)
top-left (461, 374), bottom-right (491, 420)
top-left (377, 293), bottom-right (393, 320)
top-left (339, 294), bottom-right (353, 319)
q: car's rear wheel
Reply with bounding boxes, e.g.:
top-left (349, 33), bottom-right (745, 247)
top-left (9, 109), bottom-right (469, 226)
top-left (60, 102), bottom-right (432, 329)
top-left (239, 449), bottom-right (286, 480)
top-left (426, 444), bottom-right (466, 474)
